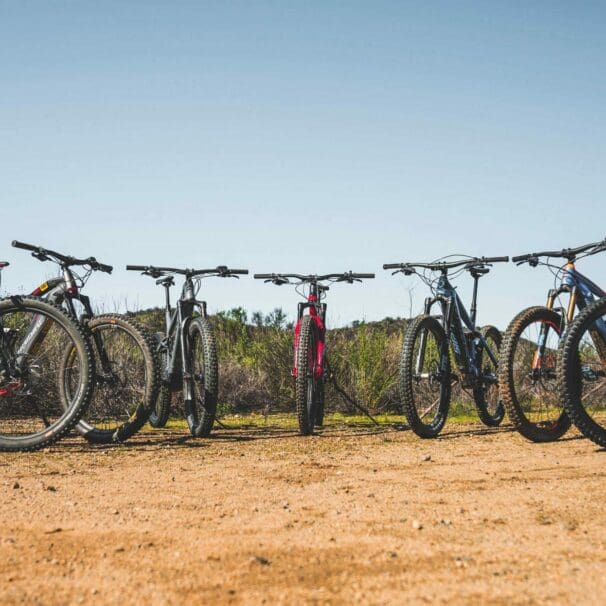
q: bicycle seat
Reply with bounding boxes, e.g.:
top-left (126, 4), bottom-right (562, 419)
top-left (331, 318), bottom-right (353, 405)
top-left (156, 276), bottom-right (175, 287)
top-left (469, 266), bottom-right (490, 277)
top-left (318, 284), bottom-right (330, 292)
top-left (0, 262), bottom-right (9, 269)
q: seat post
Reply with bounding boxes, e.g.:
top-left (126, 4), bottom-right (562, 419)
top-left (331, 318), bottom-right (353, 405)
top-left (164, 283), bottom-right (172, 330)
top-left (470, 274), bottom-right (480, 328)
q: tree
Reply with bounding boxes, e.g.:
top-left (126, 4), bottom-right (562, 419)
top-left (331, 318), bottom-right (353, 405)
top-left (264, 307), bottom-right (288, 329)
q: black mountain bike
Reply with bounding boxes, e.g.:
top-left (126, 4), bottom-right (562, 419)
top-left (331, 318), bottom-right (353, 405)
top-left (499, 239), bottom-right (606, 442)
top-left (384, 256), bottom-right (509, 438)
top-left (127, 264), bottom-right (248, 436)
top-left (254, 271), bottom-right (375, 435)
top-left (0, 260), bottom-right (94, 451)
top-left (12, 241), bottom-right (159, 444)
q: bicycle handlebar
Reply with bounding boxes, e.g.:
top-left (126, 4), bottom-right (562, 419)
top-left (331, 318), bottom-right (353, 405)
top-left (512, 238), bottom-right (606, 264)
top-left (384, 256), bottom-right (509, 273)
top-left (254, 271), bottom-right (375, 283)
top-left (127, 264), bottom-right (249, 278)
top-left (12, 240), bottom-right (113, 273)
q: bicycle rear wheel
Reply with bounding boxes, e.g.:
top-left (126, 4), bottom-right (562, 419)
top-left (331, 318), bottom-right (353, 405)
top-left (399, 315), bottom-right (451, 438)
top-left (148, 333), bottom-right (171, 428)
top-left (185, 317), bottom-right (218, 437)
top-left (0, 297), bottom-right (93, 451)
top-left (295, 315), bottom-right (322, 435)
top-left (64, 315), bottom-right (158, 444)
top-left (498, 306), bottom-right (570, 442)
top-left (473, 325), bottom-right (505, 427)
top-left (558, 298), bottom-right (606, 448)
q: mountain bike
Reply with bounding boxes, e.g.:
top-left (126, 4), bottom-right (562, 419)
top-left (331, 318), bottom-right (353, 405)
top-left (254, 271), bottom-right (375, 435)
top-left (0, 259), bottom-right (94, 451)
top-left (558, 295), bottom-right (606, 447)
top-left (384, 256), bottom-right (509, 438)
top-left (499, 238), bottom-right (606, 442)
top-left (127, 264), bottom-right (248, 436)
top-left (12, 240), bottom-right (159, 444)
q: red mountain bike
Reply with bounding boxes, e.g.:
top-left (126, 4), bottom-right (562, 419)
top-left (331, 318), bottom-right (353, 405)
top-left (254, 271), bottom-right (374, 435)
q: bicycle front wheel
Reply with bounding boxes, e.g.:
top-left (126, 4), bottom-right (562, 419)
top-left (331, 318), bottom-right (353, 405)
top-left (558, 298), bottom-right (606, 448)
top-left (295, 315), bottom-right (322, 435)
top-left (399, 315), bottom-right (451, 438)
top-left (0, 297), bottom-right (93, 451)
top-left (185, 317), bottom-right (218, 437)
top-left (65, 315), bottom-right (158, 444)
top-left (498, 306), bottom-right (570, 442)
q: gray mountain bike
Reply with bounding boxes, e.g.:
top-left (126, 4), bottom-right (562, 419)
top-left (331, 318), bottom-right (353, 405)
top-left (0, 259), bottom-right (94, 451)
top-left (127, 264), bottom-right (248, 436)
top-left (13, 240), bottom-right (159, 444)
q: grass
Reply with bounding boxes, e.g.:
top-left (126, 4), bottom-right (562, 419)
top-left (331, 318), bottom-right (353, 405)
top-left (152, 408), bottom-right (487, 432)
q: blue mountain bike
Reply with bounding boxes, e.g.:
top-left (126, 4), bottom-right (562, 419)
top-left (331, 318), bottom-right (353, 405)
top-left (385, 255), bottom-right (509, 438)
top-left (499, 238), bottom-right (606, 442)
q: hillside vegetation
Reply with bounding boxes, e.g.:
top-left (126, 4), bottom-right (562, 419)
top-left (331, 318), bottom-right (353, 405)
top-left (131, 307), bottom-right (407, 417)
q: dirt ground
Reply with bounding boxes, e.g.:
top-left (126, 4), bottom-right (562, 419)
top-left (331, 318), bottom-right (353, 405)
top-left (1, 417), bottom-right (605, 605)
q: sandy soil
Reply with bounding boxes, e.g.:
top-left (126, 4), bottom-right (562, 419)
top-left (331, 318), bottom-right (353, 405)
top-left (1, 418), bottom-right (605, 605)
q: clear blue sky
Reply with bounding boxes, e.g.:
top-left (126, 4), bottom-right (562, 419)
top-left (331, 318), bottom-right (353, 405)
top-left (1, 1), bottom-right (605, 328)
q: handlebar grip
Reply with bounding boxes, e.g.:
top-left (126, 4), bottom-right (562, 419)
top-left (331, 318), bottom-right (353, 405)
top-left (126, 265), bottom-right (148, 271)
top-left (228, 269), bottom-right (249, 275)
top-left (511, 254), bottom-right (530, 263)
top-left (352, 273), bottom-right (375, 279)
top-left (383, 263), bottom-right (402, 270)
top-left (254, 273), bottom-right (273, 279)
top-left (482, 256), bottom-right (509, 263)
top-left (12, 240), bottom-right (38, 252)
top-left (99, 263), bottom-right (113, 273)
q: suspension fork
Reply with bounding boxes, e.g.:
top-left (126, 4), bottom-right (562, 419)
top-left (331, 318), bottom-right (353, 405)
top-left (413, 297), bottom-right (432, 375)
top-left (532, 288), bottom-right (568, 371)
top-left (71, 294), bottom-right (115, 375)
top-left (414, 296), bottom-right (445, 376)
top-left (179, 309), bottom-right (194, 403)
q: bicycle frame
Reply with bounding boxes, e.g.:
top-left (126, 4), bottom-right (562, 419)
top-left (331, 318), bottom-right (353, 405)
top-left (535, 263), bottom-right (606, 369)
top-left (30, 270), bottom-right (117, 377)
top-left (293, 282), bottom-right (326, 380)
top-left (157, 277), bottom-right (208, 402)
top-left (7, 270), bottom-right (85, 364)
top-left (421, 270), bottom-right (497, 383)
